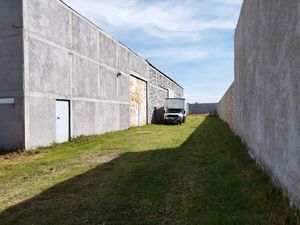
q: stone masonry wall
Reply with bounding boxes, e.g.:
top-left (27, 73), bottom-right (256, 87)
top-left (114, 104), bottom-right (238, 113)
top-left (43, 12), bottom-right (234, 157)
top-left (148, 67), bottom-right (184, 123)
top-left (217, 82), bottom-right (235, 131)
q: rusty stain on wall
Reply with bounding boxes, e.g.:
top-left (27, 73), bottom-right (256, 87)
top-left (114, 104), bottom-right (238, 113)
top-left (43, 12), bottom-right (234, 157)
top-left (130, 76), bottom-right (147, 127)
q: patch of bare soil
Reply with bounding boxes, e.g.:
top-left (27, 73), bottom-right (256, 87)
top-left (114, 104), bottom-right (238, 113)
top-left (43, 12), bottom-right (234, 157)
top-left (0, 151), bottom-right (45, 165)
top-left (87, 155), bottom-right (119, 165)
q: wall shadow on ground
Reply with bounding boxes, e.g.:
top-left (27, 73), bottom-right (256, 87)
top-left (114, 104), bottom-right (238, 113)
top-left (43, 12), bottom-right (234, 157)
top-left (0, 117), bottom-right (298, 225)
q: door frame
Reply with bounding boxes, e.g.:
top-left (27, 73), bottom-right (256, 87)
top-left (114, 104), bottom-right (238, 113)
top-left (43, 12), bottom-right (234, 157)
top-left (129, 74), bottom-right (148, 126)
top-left (56, 99), bottom-right (71, 141)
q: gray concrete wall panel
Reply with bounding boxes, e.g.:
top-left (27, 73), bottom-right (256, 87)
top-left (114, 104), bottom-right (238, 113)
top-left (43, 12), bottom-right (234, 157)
top-left (72, 100), bottom-right (96, 137)
top-left (118, 45), bottom-right (130, 74)
top-left (96, 102), bottom-right (119, 134)
top-left (25, 96), bottom-right (56, 149)
top-left (0, 35), bottom-right (23, 91)
top-left (119, 104), bottom-right (130, 130)
top-left (72, 55), bottom-right (98, 98)
top-left (72, 14), bottom-right (98, 61)
top-left (99, 33), bottom-right (117, 69)
top-left (27, 0), bottom-right (70, 48)
top-left (118, 75), bottom-right (130, 102)
top-left (27, 37), bottom-right (71, 95)
top-left (130, 54), bottom-right (149, 79)
top-left (0, 93), bottom-right (24, 150)
top-left (99, 66), bottom-right (118, 101)
top-left (234, 0), bottom-right (300, 207)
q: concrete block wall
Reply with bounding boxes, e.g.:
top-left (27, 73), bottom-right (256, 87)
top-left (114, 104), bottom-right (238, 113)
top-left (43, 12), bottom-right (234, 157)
top-left (0, 0), bottom-right (25, 150)
top-left (148, 66), bottom-right (184, 123)
top-left (217, 83), bottom-right (235, 131)
top-left (218, 0), bottom-right (300, 207)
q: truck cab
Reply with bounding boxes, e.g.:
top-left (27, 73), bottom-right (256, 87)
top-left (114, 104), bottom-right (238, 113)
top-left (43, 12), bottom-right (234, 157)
top-left (164, 98), bottom-right (186, 125)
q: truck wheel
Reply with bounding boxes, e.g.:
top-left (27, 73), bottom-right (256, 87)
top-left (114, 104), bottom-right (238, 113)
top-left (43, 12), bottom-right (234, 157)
top-left (165, 120), bottom-right (168, 125)
top-left (179, 121), bottom-right (182, 125)
top-left (183, 118), bottom-right (186, 123)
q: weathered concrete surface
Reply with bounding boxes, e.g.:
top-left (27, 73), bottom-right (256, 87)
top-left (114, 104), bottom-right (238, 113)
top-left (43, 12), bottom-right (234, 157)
top-left (27, 37), bottom-right (71, 95)
top-left (217, 83), bottom-right (235, 131)
top-left (27, 0), bottom-right (70, 48)
top-left (25, 96), bottom-right (56, 149)
top-left (235, 0), bottom-right (300, 207)
top-left (188, 103), bottom-right (217, 115)
top-left (0, 0), bottom-right (24, 150)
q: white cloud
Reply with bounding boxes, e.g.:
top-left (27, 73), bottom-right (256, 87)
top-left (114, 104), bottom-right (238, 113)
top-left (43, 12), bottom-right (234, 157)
top-left (140, 45), bottom-right (234, 64)
top-left (62, 0), bottom-right (242, 103)
top-left (141, 47), bottom-right (207, 63)
top-left (63, 0), bottom-right (242, 42)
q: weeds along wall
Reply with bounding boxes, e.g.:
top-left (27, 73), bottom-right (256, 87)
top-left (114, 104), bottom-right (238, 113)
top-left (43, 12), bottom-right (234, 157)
top-left (0, 0), bottom-right (183, 150)
top-left (219, 0), bottom-right (300, 207)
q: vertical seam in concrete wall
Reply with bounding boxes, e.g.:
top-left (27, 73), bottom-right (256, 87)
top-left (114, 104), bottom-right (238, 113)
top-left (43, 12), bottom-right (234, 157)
top-left (69, 10), bottom-right (73, 138)
top-left (97, 31), bottom-right (100, 101)
top-left (23, 0), bottom-right (29, 148)
top-left (115, 40), bottom-right (120, 129)
top-left (116, 40), bottom-right (119, 100)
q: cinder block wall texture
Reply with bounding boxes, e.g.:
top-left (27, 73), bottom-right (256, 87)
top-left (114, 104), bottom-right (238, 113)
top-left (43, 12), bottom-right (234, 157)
top-left (217, 83), bottom-right (235, 131)
top-left (0, 0), bottom-right (183, 150)
top-left (148, 67), bottom-right (183, 123)
top-left (219, 0), bottom-right (300, 207)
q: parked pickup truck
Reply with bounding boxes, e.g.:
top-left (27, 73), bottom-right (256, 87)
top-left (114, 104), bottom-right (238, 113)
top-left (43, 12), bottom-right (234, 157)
top-left (164, 98), bottom-right (186, 125)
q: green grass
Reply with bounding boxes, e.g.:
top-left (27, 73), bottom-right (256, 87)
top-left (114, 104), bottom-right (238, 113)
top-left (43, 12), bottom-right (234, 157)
top-left (0, 115), bottom-right (299, 225)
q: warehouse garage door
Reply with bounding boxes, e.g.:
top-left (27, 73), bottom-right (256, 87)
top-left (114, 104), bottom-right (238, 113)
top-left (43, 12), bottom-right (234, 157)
top-left (130, 76), bottom-right (147, 127)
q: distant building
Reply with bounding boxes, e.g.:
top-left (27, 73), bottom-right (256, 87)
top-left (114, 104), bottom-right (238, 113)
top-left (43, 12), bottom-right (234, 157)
top-left (187, 103), bottom-right (217, 115)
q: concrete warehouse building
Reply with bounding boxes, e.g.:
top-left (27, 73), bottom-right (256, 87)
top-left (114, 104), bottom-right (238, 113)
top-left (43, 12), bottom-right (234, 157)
top-left (0, 0), bottom-right (183, 150)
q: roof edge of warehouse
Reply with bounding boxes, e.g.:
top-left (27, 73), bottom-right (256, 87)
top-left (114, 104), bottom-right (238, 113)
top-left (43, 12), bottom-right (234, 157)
top-left (59, 0), bottom-right (182, 89)
top-left (146, 61), bottom-right (183, 89)
top-left (58, 0), bottom-right (140, 58)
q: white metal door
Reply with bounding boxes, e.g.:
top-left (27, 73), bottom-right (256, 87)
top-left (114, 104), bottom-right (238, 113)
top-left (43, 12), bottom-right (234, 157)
top-left (56, 100), bottom-right (70, 143)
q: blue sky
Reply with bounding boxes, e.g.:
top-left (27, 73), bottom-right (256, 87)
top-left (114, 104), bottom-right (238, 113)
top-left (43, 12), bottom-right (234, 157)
top-left (64, 0), bottom-right (243, 103)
